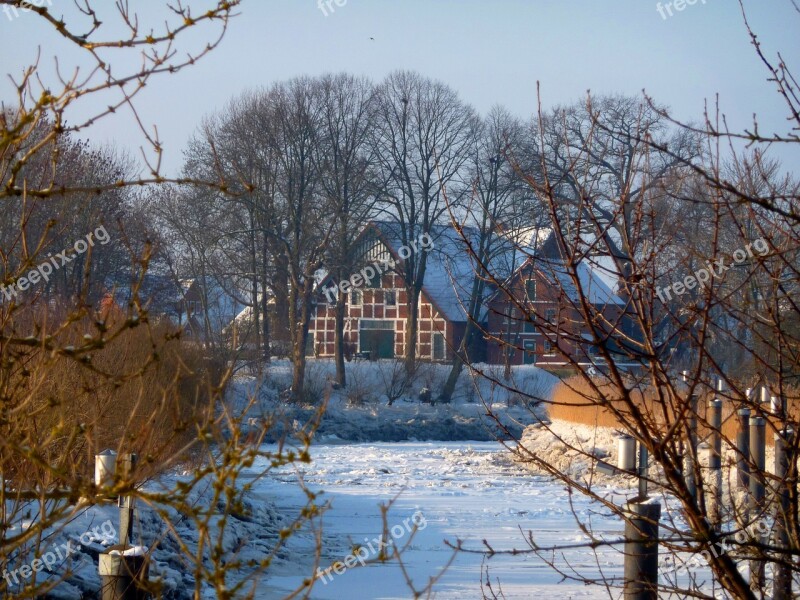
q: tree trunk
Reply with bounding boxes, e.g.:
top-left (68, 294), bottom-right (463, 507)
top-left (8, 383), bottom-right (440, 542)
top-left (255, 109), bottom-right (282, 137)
top-left (440, 264), bottom-right (486, 402)
top-left (273, 247), bottom-right (290, 347)
top-left (261, 236), bottom-right (271, 363)
top-left (334, 293), bottom-right (347, 387)
top-left (439, 321), bottom-right (477, 402)
top-left (404, 287), bottom-right (420, 374)
top-left (290, 281), bottom-right (314, 402)
top-left (248, 211), bottom-right (261, 355)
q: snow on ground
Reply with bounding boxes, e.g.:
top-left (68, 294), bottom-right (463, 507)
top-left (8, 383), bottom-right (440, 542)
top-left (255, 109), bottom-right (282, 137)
top-left (230, 359), bottom-right (559, 443)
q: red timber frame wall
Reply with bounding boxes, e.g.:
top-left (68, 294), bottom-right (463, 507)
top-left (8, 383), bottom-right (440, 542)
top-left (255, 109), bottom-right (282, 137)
top-left (486, 264), bottom-right (604, 367)
top-left (308, 237), bottom-right (460, 362)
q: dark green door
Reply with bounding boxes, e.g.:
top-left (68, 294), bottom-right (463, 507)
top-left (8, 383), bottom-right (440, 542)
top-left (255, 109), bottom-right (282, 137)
top-left (359, 320), bottom-right (395, 359)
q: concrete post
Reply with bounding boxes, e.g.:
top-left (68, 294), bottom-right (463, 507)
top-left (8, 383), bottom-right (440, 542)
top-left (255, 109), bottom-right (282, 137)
top-left (618, 435), bottom-right (636, 472)
top-left (624, 501), bottom-right (661, 600)
top-left (99, 546), bottom-right (149, 600)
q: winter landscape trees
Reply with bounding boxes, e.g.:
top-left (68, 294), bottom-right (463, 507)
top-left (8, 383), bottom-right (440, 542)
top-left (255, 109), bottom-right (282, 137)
top-left (2, 0), bottom-right (799, 598)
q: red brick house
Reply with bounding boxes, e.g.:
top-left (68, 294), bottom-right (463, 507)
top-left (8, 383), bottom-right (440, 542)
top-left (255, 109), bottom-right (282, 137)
top-left (485, 233), bottom-right (626, 367)
top-left (307, 221), bottom-right (625, 369)
top-left (309, 222), bottom-right (488, 362)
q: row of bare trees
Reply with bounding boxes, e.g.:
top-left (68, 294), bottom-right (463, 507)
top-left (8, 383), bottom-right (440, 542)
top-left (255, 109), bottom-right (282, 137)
top-left (162, 71), bottom-right (541, 400)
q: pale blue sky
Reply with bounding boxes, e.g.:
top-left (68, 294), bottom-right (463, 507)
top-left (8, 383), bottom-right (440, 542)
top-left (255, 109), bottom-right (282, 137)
top-left (2, 0), bottom-right (798, 175)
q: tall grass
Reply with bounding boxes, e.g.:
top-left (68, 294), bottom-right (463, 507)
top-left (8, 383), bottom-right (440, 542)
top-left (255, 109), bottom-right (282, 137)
top-left (2, 304), bottom-right (226, 487)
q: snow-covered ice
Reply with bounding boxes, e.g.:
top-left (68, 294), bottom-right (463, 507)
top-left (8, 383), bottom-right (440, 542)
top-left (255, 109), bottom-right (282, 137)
top-left (250, 441), bottom-right (630, 599)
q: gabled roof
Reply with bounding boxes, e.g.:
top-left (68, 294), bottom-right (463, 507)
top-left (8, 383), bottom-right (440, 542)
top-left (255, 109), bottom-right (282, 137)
top-left (365, 221), bottom-right (523, 323)
top-left (503, 229), bottom-right (625, 306)
top-left (317, 220), bottom-right (623, 323)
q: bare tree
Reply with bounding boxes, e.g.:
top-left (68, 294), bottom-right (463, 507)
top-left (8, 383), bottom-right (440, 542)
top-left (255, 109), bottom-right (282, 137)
top-left (314, 73), bottom-right (378, 387)
top-left (439, 106), bottom-right (538, 402)
top-left (372, 70), bottom-right (478, 373)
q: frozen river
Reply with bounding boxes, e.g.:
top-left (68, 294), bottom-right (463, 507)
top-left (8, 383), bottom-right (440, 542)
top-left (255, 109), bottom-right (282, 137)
top-left (251, 442), bottom-right (632, 599)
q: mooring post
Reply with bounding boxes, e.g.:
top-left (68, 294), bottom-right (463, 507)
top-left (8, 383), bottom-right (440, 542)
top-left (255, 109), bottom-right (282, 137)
top-left (97, 452), bottom-right (149, 599)
top-left (749, 416), bottom-right (766, 512)
top-left (686, 394), bottom-right (699, 501)
top-left (771, 394), bottom-right (786, 420)
top-left (737, 409), bottom-right (751, 490)
top-left (773, 428), bottom-right (794, 600)
top-left (638, 442), bottom-right (649, 499)
top-left (748, 416), bottom-right (766, 592)
top-left (118, 453), bottom-right (138, 547)
top-left (95, 449), bottom-right (118, 494)
top-left (99, 546), bottom-right (149, 600)
top-left (708, 399), bottom-right (723, 527)
top-left (618, 435), bottom-right (636, 472)
top-left (624, 501), bottom-right (661, 600)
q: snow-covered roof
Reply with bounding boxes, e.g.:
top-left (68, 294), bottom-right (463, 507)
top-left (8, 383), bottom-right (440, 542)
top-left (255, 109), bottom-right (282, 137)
top-left (538, 257), bottom-right (625, 306)
top-left (368, 221), bottom-right (522, 322)
top-left (330, 221), bottom-right (624, 324)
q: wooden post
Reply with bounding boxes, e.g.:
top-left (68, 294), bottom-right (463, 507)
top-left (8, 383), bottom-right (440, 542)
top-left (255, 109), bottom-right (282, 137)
top-left (686, 394), bottom-right (698, 501)
top-left (749, 416), bottom-right (766, 591)
top-left (773, 428), bottom-right (794, 600)
top-left (624, 501), bottom-right (661, 600)
top-left (708, 399), bottom-right (723, 527)
top-left (118, 453), bottom-right (138, 547)
top-left (638, 442), bottom-right (649, 500)
top-left (737, 409), bottom-right (751, 491)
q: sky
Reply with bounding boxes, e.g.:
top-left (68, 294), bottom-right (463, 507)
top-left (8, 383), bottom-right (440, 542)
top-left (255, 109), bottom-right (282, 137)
top-left (1, 0), bottom-right (799, 176)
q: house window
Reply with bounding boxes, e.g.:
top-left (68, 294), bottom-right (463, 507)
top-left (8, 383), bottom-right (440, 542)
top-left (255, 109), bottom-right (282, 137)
top-left (525, 279), bottom-right (536, 302)
top-left (543, 340), bottom-right (556, 355)
top-left (351, 290), bottom-right (362, 306)
top-left (365, 269), bottom-right (382, 288)
top-left (433, 332), bottom-right (445, 360)
top-left (523, 340), bottom-right (536, 364)
top-left (545, 308), bottom-right (557, 323)
top-left (503, 307), bottom-right (519, 324)
top-left (385, 290), bottom-right (397, 306)
top-left (523, 318), bottom-right (536, 333)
